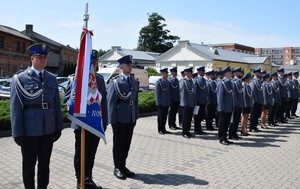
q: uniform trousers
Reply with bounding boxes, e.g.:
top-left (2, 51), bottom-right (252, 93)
top-left (276, 98), bottom-right (287, 122)
top-left (229, 107), bottom-right (242, 137)
top-left (194, 104), bottom-right (206, 132)
top-left (249, 103), bottom-right (262, 130)
top-left (168, 101), bottom-right (180, 128)
top-left (218, 112), bottom-right (232, 140)
top-left (291, 98), bottom-right (298, 116)
top-left (178, 106), bottom-right (184, 125)
top-left (285, 98), bottom-right (293, 118)
top-left (268, 103), bottom-right (279, 125)
top-left (21, 134), bottom-right (54, 189)
top-left (182, 106), bottom-right (193, 135)
top-left (74, 129), bottom-right (100, 181)
top-left (206, 104), bottom-right (217, 129)
top-left (112, 122), bottom-right (135, 169)
top-left (157, 106), bottom-right (169, 132)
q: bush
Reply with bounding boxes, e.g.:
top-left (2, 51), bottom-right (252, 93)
top-left (138, 91), bottom-right (157, 113)
top-left (0, 100), bottom-right (11, 131)
top-left (146, 67), bottom-right (160, 77)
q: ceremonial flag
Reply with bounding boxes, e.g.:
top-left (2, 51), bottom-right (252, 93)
top-left (68, 28), bottom-right (106, 143)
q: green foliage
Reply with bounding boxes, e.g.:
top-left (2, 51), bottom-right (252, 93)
top-left (137, 12), bottom-right (180, 53)
top-left (138, 91), bottom-right (157, 113)
top-left (0, 100), bottom-right (11, 131)
top-left (98, 49), bottom-right (109, 57)
top-left (146, 67), bottom-right (160, 77)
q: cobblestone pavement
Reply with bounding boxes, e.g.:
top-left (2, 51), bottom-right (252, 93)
top-left (1, 110), bottom-right (300, 189)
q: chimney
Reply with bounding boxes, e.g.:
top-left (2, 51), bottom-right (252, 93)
top-left (111, 46), bottom-right (121, 52)
top-left (178, 40), bottom-right (189, 47)
top-left (25, 24), bottom-right (33, 38)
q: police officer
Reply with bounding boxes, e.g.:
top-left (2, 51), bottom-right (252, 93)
top-left (276, 68), bottom-right (288, 123)
top-left (268, 72), bottom-right (280, 126)
top-left (260, 73), bottom-right (272, 129)
top-left (168, 67), bottom-right (181, 130)
top-left (155, 68), bottom-right (171, 135)
top-left (205, 71), bottom-right (218, 131)
top-left (249, 68), bottom-right (263, 132)
top-left (107, 55), bottom-right (138, 180)
top-left (229, 67), bottom-right (244, 140)
top-left (241, 73), bottom-right (253, 136)
top-left (217, 66), bottom-right (234, 145)
top-left (65, 50), bottom-right (107, 189)
top-left (180, 67), bottom-right (195, 138)
top-left (178, 70), bottom-right (185, 126)
top-left (10, 43), bottom-right (63, 189)
top-left (285, 72), bottom-right (295, 119)
top-left (193, 66), bottom-right (208, 134)
top-left (291, 71), bottom-right (300, 117)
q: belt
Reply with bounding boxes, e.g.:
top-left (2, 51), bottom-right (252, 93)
top-left (24, 102), bottom-right (54, 110)
top-left (118, 100), bottom-right (135, 105)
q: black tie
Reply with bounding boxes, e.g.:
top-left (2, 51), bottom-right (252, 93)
top-left (39, 72), bottom-right (43, 82)
top-left (127, 77), bottom-right (131, 87)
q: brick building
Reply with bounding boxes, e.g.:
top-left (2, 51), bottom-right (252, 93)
top-left (0, 25), bottom-right (33, 77)
top-left (255, 47), bottom-right (300, 66)
top-left (209, 43), bottom-right (255, 54)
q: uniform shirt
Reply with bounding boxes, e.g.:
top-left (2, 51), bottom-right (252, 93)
top-left (10, 68), bottom-right (63, 137)
top-left (179, 77), bottom-right (195, 107)
top-left (107, 74), bottom-right (139, 124)
top-left (154, 78), bottom-right (170, 106)
top-left (217, 77), bottom-right (233, 113)
top-left (250, 77), bottom-right (264, 104)
top-left (262, 81), bottom-right (273, 106)
top-left (270, 79), bottom-right (281, 104)
top-left (193, 75), bottom-right (208, 105)
top-left (278, 76), bottom-right (288, 99)
top-left (206, 79), bottom-right (217, 105)
top-left (243, 82), bottom-right (254, 108)
top-left (168, 76), bottom-right (180, 102)
top-left (232, 77), bottom-right (244, 108)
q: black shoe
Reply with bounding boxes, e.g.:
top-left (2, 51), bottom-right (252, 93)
top-left (114, 168), bottom-right (126, 180)
top-left (249, 129), bottom-right (258, 133)
top-left (219, 139), bottom-right (229, 145)
top-left (164, 131), bottom-right (171, 134)
top-left (84, 178), bottom-right (102, 189)
top-left (293, 114), bottom-right (299, 118)
top-left (287, 116), bottom-right (294, 119)
top-left (207, 127), bottom-right (217, 131)
top-left (182, 134), bottom-right (191, 139)
top-left (228, 136), bottom-right (239, 140)
top-left (123, 167), bottom-right (135, 178)
top-left (158, 131), bottom-right (165, 135)
top-left (194, 131), bottom-right (207, 135)
top-left (169, 126), bottom-right (177, 130)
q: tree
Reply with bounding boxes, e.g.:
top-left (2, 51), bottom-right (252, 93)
top-left (137, 12), bottom-right (180, 53)
top-left (98, 49), bottom-right (108, 57)
top-left (146, 67), bottom-right (160, 77)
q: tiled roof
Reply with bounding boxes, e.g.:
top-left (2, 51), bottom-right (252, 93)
top-left (0, 25), bottom-right (32, 41)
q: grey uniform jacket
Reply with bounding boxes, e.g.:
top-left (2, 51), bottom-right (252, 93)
top-left (168, 76), bottom-right (180, 102)
top-left (243, 82), bottom-right (254, 108)
top-left (278, 76), bottom-right (288, 99)
top-left (232, 77), bottom-right (244, 108)
top-left (207, 79), bottom-right (217, 105)
top-left (250, 78), bottom-right (264, 104)
top-left (193, 76), bottom-right (208, 105)
top-left (10, 68), bottom-right (63, 137)
top-left (294, 79), bottom-right (300, 98)
top-left (270, 80), bottom-right (281, 104)
top-left (154, 78), bottom-right (170, 106)
top-left (287, 80), bottom-right (297, 99)
top-left (107, 74), bottom-right (139, 124)
top-left (217, 77), bottom-right (233, 113)
top-left (262, 82), bottom-right (273, 106)
top-left (179, 78), bottom-right (195, 107)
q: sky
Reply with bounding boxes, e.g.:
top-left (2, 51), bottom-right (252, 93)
top-left (1, 0), bottom-right (300, 51)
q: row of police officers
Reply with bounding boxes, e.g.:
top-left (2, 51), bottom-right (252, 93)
top-left (154, 65), bottom-right (299, 145)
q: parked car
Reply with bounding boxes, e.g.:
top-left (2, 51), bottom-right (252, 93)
top-left (58, 80), bottom-right (70, 97)
top-left (0, 78), bottom-right (10, 88)
top-left (148, 76), bottom-right (161, 90)
top-left (56, 77), bottom-right (69, 84)
top-left (0, 80), bottom-right (11, 100)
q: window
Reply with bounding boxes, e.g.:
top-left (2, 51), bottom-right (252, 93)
top-left (285, 49), bottom-right (289, 53)
top-left (285, 55), bottom-right (289, 59)
top-left (22, 42), bottom-right (25, 53)
top-left (16, 41), bottom-right (21, 52)
top-left (0, 36), bottom-right (4, 48)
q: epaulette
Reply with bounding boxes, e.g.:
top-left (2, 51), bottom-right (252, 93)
top-left (15, 69), bottom-right (25, 75)
top-left (112, 75), bottom-right (119, 80)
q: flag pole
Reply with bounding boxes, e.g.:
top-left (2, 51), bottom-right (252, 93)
top-left (80, 3), bottom-right (89, 189)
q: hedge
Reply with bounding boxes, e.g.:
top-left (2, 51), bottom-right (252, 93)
top-left (0, 91), bottom-right (157, 131)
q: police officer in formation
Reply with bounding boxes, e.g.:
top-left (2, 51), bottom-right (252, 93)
top-left (292, 71), bottom-right (300, 117)
top-left (276, 68), bottom-right (288, 123)
top-left (178, 70), bottom-right (185, 126)
top-left (241, 73), bottom-right (253, 136)
top-left (286, 72), bottom-right (297, 119)
top-left (260, 73), bottom-right (272, 129)
top-left (249, 68), bottom-right (264, 132)
top-left (107, 55), bottom-right (139, 180)
top-left (179, 67), bottom-right (196, 138)
top-left (168, 67), bottom-right (181, 130)
top-left (154, 68), bottom-right (171, 135)
top-left (229, 67), bottom-right (244, 140)
top-left (216, 67), bottom-right (234, 145)
top-left (205, 71), bottom-right (218, 131)
top-left (268, 72), bottom-right (280, 126)
top-left (193, 66), bottom-right (208, 134)
top-left (64, 50), bottom-right (107, 189)
top-left (10, 43), bottom-right (63, 189)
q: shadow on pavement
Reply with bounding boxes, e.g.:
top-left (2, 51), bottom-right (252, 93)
top-left (133, 173), bottom-right (209, 186)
